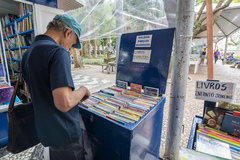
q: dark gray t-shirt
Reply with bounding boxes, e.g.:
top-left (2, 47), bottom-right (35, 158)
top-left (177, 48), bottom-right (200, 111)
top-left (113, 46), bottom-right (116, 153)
top-left (21, 35), bottom-right (80, 147)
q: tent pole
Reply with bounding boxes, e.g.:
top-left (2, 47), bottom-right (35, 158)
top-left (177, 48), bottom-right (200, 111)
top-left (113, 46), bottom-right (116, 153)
top-left (116, 0), bottom-right (123, 67)
top-left (206, 0), bottom-right (213, 79)
top-left (164, 0), bottom-right (195, 159)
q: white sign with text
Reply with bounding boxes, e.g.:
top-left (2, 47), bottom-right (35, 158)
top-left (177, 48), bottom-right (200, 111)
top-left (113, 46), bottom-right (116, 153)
top-left (135, 35), bottom-right (152, 47)
top-left (132, 50), bottom-right (151, 63)
top-left (195, 80), bottom-right (236, 102)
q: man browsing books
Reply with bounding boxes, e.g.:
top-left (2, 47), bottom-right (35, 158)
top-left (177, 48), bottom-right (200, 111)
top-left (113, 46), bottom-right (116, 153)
top-left (21, 14), bottom-right (90, 160)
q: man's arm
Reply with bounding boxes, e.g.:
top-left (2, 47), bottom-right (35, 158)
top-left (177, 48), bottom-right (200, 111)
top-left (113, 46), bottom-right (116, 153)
top-left (52, 86), bottom-right (90, 112)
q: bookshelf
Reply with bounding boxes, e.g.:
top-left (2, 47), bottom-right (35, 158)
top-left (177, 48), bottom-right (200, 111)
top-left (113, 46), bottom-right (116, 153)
top-left (1, 3), bottom-right (34, 78)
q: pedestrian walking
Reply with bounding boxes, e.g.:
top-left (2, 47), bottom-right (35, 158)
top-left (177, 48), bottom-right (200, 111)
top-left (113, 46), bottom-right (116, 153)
top-left (214, 49), bottom-right (220, 64)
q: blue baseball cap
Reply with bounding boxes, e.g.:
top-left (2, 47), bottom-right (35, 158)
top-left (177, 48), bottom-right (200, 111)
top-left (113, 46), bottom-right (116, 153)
top-left (54, 14), bottom-right (81, 49)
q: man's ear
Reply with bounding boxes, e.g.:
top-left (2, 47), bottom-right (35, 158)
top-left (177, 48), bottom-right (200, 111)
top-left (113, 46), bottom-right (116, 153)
top-left (64, 29), bottom-right (74, 38)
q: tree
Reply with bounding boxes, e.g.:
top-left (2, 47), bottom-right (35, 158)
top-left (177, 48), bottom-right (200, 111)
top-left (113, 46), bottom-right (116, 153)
top-left (193, 0), bottom-right (233, 39)
top-left (71, 48), bottom-right (84, 68)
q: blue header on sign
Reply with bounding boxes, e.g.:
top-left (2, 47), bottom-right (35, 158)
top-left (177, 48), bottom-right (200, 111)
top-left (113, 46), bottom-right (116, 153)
top-left (116, 28), bottom-right (175, 95)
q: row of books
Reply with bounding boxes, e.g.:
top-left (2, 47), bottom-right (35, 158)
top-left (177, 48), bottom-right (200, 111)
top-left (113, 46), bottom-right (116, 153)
top-left (4, 37), bottom-right (18, 48)
top-left (0, 3), bottom-right (33, 27)
top-left (6, 50), bottom-right (21, 60)
top-left (2, 25), bottom-right (14, 37)
top-left (19, 3), bottom-right (33, 17)
top-left (4, 35), bottom-right (32, 49)
top-left (80, 86), bottom-right (161, 125)
top-left (1, 14), bottom-right (18, 27)
top-left (18, 34), bottom-right (32, 47)
top-left (6, 49), bottom-right (26, 60)
top-left (2, 14), bottom-right (34, 38)
top-left (12, 61), bottom-right (21, 71)
top-left (17, 14), bottom-right (34, 33)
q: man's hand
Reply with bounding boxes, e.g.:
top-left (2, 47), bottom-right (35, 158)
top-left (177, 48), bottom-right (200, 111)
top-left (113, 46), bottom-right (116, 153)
top-left (53, 86), bottom-right (90, 112)
top-left (78, 86), bottom-right (90, 102)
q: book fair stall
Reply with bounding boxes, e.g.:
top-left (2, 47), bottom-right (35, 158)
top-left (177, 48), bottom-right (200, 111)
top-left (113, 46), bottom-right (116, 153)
top-left (78, 28), bottom-right (175, 160)
top-left (1, 0), bottom-right (229, 159)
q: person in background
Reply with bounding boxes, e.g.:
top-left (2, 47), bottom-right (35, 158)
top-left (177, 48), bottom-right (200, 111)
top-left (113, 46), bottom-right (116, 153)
top-left (230, 61), bottom-right (240, 68)
top-left (200, 48), bottom-right (207, 64)
top-left (71, 55), bottom-right (74, 64)
top-left (214, 49), bottom-right (220, 64)
top-left (224, 53), bottom-right (234, 63)
top-left (21, 14), bottom-right (90, 160)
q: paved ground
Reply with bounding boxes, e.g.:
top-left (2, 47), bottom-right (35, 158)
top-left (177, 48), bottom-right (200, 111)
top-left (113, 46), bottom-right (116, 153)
top-left (1, 60), bottom-right (240, 159)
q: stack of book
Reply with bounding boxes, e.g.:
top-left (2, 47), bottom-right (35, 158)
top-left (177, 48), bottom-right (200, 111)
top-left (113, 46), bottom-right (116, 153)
top-left (2, 25), bottom-right (15, 37)
top-left (19, 3), bottom-right (33, 17)
top-left (5, 37), bottom-right (18, 48)
top-left (1, 14), bottom-right (18, 27)
top-left (6, 50), bottom-right (21, 60)
top-left (81, 86), bottom-right (161, 125)
top-left (16, 14), bottom-right (34, 33)
top-left (196, 124), bottom-right (240, 159)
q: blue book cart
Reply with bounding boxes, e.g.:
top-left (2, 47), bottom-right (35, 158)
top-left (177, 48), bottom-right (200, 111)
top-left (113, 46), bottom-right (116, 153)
top-left (79, 28), bottom-right (175, 160)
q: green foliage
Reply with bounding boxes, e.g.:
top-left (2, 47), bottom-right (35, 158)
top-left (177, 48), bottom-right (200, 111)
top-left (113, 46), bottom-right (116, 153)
top-left (195, 0), bottom-right (205, 6)
top-left (234, 55), bottom-right (240, 60)
top-left (99, 38), bottom-right (108, 47)
top-left (195, 0), bottom-right (240, 6)
top-left (82, 58), bottom-right (104, 65)
top-left (111, 37), bottom-right (116, 48)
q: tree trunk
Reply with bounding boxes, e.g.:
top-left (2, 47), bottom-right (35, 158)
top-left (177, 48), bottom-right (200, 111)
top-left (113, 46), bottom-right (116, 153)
top-left (71, 48), bottom-right (84, 68)
top-left (82, 41), bottom-right (87, 57)
top-left (93, 39), bottom-right (97, 58)
top-left (84, 40), bottom-right (91, 58)
top-left (195, 0), bottom-right (206, 22)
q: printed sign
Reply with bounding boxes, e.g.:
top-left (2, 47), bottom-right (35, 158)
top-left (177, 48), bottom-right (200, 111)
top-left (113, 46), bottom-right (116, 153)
top-left (130, 83), bottom-right (142, 94)
top-left (132, 50), bottom-right (151, 63)
top-left (144, 86), bottom-right (159, 97)
top-left (135, 35), bottom-right (152, 47)
top-left (195, 80), bottom-right (236, 102)
top-left (116, 80), bottom-right (128, 89)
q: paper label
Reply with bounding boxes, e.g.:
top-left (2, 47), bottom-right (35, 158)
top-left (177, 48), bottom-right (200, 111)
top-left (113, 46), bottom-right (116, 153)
top-left (116, 80), bottom-right (127, 89)
top-left (144, 86), bottom-right (159, 97)
top-left (135, 35), bottom-right (152, 47)
top-left (132, 50), bottom-right (151, 63)
top-left (130, 83), bottom-right (142, 94)
top-left (195, 80), bottom-right (236, 102)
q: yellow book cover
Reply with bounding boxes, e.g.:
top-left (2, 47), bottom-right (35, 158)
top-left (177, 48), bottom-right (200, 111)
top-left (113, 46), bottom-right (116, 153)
top-left (27, 17), bottom-right (29, 31)
top-left (17, 35), bottom-right (22, 47)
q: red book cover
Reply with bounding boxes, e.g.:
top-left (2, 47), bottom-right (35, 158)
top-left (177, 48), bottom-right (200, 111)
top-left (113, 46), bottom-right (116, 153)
top-left (233, 111), bottom-right (240, 117)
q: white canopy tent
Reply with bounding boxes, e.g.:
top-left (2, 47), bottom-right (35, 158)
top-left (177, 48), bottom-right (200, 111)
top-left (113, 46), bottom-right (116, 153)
top-left (193, 4), bottom-right (240, 46)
